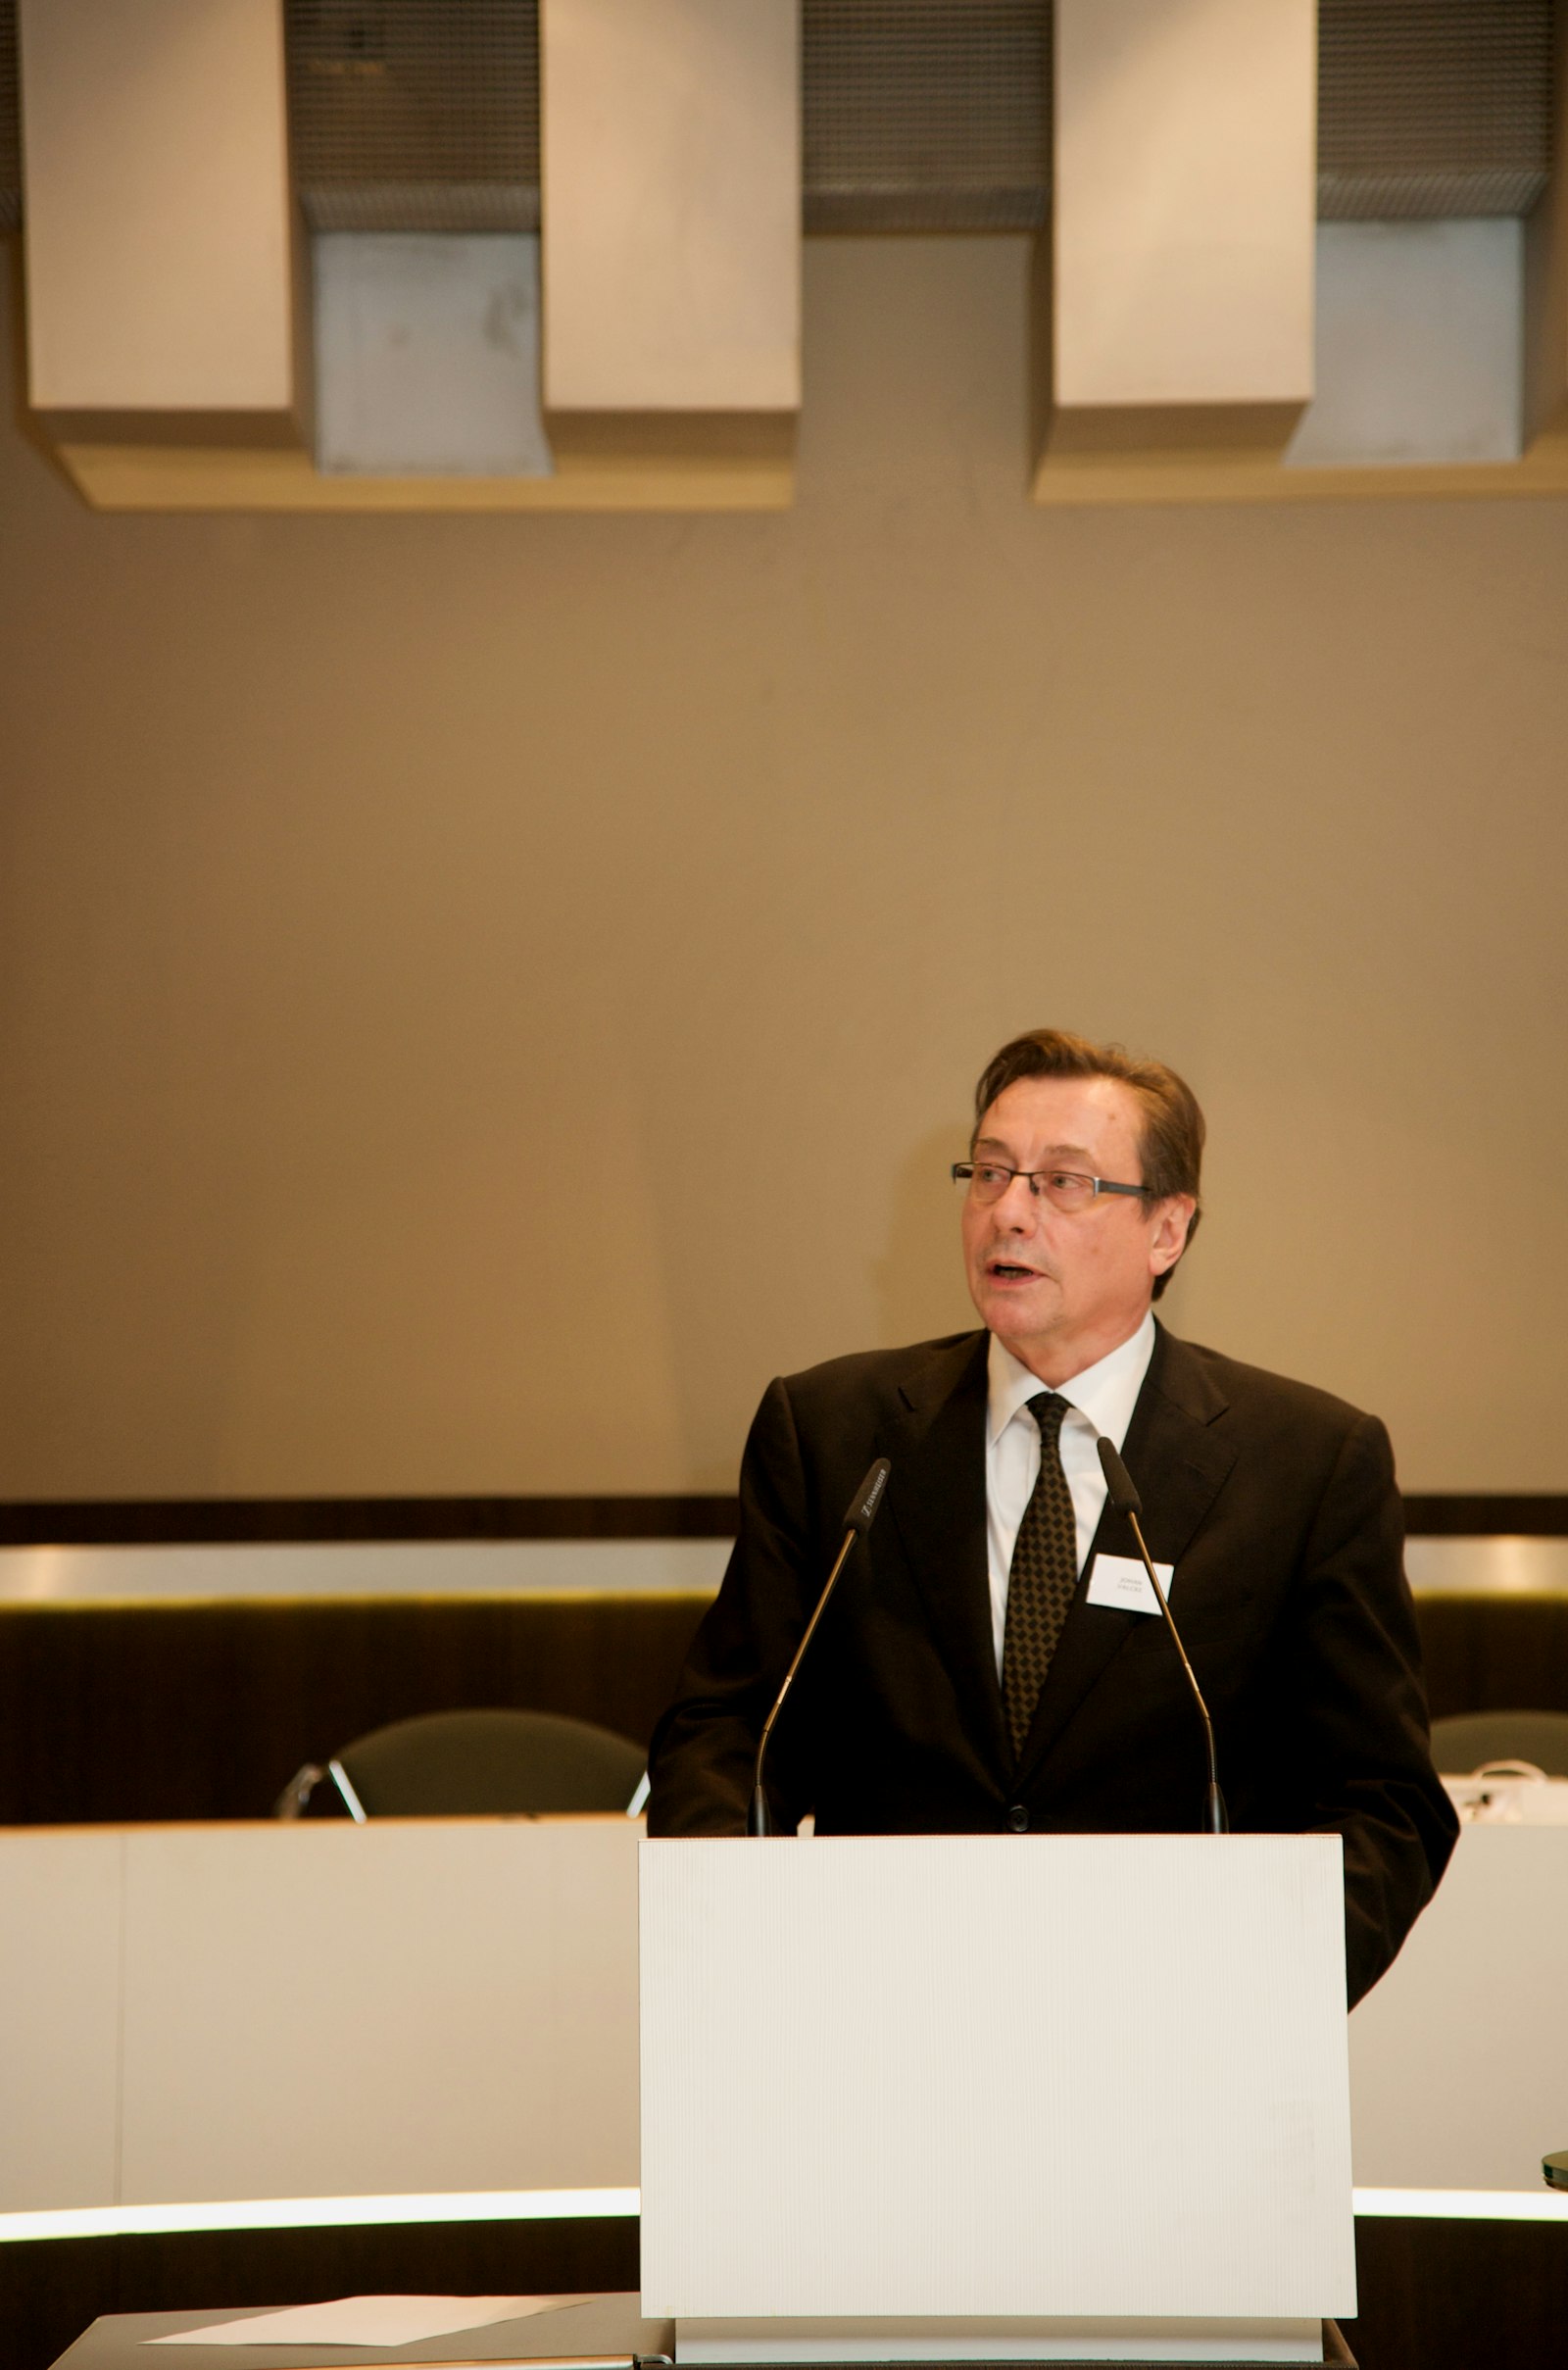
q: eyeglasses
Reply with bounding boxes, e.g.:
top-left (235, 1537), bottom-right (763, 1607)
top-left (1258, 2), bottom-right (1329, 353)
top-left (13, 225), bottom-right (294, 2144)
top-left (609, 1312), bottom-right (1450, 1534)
top-left (952, 1161), bottom-right (1152, 1213)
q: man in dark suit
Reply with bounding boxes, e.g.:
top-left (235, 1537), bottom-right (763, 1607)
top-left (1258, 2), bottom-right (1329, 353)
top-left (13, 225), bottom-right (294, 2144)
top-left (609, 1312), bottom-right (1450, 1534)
top-left (648, 1027), bottom-right (1456, 2006)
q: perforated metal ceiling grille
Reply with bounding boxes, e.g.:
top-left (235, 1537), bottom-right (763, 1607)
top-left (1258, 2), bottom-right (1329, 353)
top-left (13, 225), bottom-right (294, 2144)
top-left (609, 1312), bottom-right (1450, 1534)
top-left (0, 0), bottom-right (19, 235)
top-left (0, 3), bottom-right (1559, 238)
top-left (1319, 0), bottom-right (1552, 221)
top-left (282, 0), bottom-right (1553, 235)
top-left (805, 0), bottom-right (1050, 231)
top-left (287, 0), bottom-right (540, 232)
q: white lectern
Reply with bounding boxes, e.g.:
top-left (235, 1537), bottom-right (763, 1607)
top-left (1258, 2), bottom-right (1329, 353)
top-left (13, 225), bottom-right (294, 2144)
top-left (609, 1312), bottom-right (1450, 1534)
top-left (640, 1835), bottom-right (1355, 2368)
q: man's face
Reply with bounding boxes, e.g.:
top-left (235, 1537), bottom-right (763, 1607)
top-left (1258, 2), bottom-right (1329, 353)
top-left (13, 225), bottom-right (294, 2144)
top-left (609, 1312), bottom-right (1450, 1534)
top-left (961, 1072), bottom-right (1195, 1385)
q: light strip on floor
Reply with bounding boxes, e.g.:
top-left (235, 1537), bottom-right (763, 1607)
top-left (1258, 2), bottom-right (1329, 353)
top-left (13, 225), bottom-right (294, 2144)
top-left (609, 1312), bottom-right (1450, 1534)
top-left (6, 2185), bottom-right (1566, 2247)
top-left (0, 2188), bottom-right (641, 2245)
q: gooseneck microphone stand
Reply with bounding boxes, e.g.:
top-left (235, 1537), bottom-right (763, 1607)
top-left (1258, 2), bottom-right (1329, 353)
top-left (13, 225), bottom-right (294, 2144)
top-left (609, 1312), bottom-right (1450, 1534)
top-left (749, 1457), bottom-right (892, 1838)
top-left (1097, 1436), bottom-right (1228, 1836)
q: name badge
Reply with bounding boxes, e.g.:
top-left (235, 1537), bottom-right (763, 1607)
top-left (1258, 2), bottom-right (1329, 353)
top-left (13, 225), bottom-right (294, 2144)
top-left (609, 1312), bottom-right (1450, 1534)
top-left (1086, 1552), bottom-right (1175, 1617)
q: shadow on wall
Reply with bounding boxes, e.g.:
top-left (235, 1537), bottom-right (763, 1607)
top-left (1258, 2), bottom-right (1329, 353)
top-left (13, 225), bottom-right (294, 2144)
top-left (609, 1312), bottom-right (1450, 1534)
top-left (4, 241), bottom-right (56, 471)
top-left (872, 1123), bottom-right (979, 1352)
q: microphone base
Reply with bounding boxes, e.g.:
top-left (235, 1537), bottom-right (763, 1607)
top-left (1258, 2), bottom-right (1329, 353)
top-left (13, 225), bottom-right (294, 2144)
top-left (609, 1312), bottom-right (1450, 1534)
top-left (1204, 1784), bottom-right (1230, 1835)
top-left (748, 1785), bottom-right (773, 1838)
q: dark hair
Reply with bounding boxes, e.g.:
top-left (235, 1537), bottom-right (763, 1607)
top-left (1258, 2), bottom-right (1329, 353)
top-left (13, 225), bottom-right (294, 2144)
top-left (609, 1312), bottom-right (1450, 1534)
top-left (971, 1027), bottom-right (1203, 1300)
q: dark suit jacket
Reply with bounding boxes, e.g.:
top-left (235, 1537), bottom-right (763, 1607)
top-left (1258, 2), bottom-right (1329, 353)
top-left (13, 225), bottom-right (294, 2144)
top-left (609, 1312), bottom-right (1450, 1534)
top-left (647, 1322), bottom-right (1458, 2006)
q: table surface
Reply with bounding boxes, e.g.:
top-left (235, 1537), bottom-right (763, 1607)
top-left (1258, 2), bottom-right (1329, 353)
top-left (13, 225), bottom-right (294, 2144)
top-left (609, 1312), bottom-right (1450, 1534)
top-left (51, 2295), bottom-right (672, 2370)
top-left (49, 2305), bottom-right (1353, 2370)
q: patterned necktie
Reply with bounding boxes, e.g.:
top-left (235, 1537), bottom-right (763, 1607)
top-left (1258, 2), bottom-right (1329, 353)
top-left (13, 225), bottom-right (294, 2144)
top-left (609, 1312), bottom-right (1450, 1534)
top-left (1001, 1392), bottom-right (1079, 1763)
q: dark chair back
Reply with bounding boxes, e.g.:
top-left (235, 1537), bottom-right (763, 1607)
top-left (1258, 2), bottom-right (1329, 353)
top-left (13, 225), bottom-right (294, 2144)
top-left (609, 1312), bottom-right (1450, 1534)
top-left (285, 1707), bottom-right (648, 1817)
top-left (1430, 1708), bottom-right (1568, 1779)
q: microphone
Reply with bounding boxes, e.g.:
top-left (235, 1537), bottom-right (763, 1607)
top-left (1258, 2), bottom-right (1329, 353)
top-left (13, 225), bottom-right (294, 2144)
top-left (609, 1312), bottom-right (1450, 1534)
top-left (748, 1457), bottom-right (892, 1838)
top-left (1096, 1437), bottom-right (1228, 1837)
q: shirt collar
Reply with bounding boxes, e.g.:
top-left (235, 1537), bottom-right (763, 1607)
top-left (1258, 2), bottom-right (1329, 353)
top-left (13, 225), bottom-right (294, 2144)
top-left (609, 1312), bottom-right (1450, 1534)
top-left (986, 1310), bottom-right (1157, 1449)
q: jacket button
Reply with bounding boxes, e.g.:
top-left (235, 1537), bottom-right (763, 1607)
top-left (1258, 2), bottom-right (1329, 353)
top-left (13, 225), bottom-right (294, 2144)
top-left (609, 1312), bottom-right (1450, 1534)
top-left (1006, 1803), bottom-right (1029, 1833)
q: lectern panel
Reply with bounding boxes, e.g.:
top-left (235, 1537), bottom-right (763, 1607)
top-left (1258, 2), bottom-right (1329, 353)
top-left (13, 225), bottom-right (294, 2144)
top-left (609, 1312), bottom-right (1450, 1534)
top-left (639, 1835), bottom-right (1354, 2323)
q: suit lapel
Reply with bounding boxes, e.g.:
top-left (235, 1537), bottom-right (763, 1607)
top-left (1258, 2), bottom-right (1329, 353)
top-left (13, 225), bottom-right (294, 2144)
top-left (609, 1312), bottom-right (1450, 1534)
top-left (880, 1332), bottom-right (1010, 1775)
top-left (1013, 1325), bottom-right (1239, 1784)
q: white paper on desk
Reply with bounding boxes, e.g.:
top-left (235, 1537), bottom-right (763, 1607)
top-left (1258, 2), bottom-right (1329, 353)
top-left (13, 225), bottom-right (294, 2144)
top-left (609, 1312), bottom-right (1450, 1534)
top-left (145, 2294), bottom-right (598, 2346)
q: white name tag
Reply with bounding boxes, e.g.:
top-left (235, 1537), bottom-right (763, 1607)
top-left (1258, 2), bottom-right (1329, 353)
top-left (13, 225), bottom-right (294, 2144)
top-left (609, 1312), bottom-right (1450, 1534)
top-left (1086, 1552), bottom-right (1175, 1617)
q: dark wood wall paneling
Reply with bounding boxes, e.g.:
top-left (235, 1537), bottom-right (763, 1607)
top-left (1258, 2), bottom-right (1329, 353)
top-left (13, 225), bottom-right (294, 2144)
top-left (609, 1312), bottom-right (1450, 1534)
top-left (2, 1498), bottom-right (1568, 1825)
top-left (1, 2216), bottom-right (639, 2370)
top-left (2, 1492), bottom-right (1565, 1544)
top-left (5, 2215), bottom-right (1564, 2370)
top-left (1417, 1594), bottom-right (1568, 1724)
top-left (0, 1497), bottom-right (731, 1822)
top-left (7, 1590), bottom-right (1568, 1824)
top-left (0, 1598), bottom-right (710, 1823)
top-left (0, 1497), bottom-right (741, 1545)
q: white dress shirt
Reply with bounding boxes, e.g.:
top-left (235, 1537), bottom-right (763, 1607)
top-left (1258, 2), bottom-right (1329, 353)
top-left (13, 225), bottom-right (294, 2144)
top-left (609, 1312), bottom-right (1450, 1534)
top-left (985, 1311), bottom-right (1157, 1680)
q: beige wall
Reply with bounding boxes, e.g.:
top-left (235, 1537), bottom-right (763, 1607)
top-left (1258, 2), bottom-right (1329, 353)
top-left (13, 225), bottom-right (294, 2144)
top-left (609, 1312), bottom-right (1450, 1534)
top-left (1, 232), bottom-right (1565, 1499)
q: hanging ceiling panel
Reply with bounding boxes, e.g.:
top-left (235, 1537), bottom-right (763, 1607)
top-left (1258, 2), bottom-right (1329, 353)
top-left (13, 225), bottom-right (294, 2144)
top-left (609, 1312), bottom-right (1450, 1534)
top-left (0, 2), bottom-right (1557, 239)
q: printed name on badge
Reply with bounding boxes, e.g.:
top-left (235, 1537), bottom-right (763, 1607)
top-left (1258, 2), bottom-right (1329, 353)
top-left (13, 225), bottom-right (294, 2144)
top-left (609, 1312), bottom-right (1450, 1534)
top-left (1085, 1552), bottom-right (1175, 1617)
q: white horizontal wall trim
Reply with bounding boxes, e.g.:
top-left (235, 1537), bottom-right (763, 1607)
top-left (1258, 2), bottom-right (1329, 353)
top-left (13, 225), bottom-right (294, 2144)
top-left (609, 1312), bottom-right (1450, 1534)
top-left (0, 1536), bottom-right (1560, 1605)
top-left (0, 1539), bottom-right (732, 1605)
top-left (1402, 1537), bottom-right (1568, 1597)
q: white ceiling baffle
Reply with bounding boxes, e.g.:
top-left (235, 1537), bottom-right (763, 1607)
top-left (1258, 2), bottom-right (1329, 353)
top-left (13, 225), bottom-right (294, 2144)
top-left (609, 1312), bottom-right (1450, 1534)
top-left (19, 0), bottom-right (305, 457)
top-left (540, 0), bottom-right (801, 508)
top-left (1037, 0), bottom-right (1317, 499)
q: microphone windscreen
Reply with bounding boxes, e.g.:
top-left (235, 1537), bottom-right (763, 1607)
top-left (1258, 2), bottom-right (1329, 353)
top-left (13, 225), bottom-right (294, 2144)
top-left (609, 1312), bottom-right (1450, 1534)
top-left (845, 1457), bottom-right (892, 1536)
top-left (1097, 1435), bottom-right (1144, 1517)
